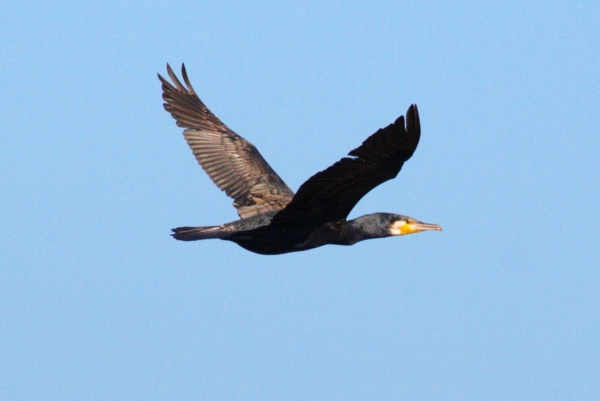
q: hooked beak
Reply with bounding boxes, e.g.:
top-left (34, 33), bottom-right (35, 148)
top-left (401, 220), bottom-right (443, 235)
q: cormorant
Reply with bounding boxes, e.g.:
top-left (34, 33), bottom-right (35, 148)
top-left (159, 64), bottom-right (441, 255)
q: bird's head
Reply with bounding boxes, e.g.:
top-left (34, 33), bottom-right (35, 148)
top-left (388, 215), bottom-right (442, 236)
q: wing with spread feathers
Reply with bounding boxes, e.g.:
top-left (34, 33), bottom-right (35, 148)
top-left (159, 64), bottom-right (294, 219)
top-left (273, 105), bottom-right (421, 225)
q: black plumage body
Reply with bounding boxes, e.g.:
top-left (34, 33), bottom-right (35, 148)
top-left (174, 212), bottom-right (410, 255)
top-left (160, 64), bottom-right (441, 255)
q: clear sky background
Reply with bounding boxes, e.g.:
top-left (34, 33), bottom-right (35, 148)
top-left (2, 1), bottom-right (599, 400)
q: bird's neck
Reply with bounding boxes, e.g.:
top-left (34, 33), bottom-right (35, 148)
top-left (303, 215), bottom-right (390, 247)
top-left (345, 215), bottom-right (392, 242)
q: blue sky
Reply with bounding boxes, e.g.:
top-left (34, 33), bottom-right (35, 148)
top-left (2, 1), bottom-right (599, 400)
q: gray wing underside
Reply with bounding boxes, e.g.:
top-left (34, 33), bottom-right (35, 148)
top-left (159, 64), bottom-right (294, 219)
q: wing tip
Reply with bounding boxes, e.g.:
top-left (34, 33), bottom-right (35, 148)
top-left (405, 103), bottom-right (420, 135)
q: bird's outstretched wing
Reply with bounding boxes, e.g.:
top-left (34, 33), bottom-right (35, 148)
top-left (159, 64), bottom-right (294, 219)
top-left (273, 105), bottom-right (420, 224)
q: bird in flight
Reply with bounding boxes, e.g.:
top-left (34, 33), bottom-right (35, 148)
top-left (159, 64), bottom-right (441, 255)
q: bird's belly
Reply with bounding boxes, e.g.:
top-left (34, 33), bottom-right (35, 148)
top-left (225, 220), bottom-right (345, 255)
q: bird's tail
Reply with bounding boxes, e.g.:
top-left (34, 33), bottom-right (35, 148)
top-left (171, 225), bottom-right (229, 241)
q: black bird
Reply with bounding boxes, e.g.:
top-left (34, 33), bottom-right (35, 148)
top-left (159, 64), bottom-right (441, 255)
